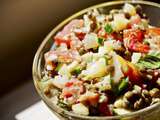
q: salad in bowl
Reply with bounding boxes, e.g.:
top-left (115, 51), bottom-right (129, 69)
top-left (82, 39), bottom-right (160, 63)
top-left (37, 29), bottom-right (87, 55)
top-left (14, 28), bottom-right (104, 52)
top-left (33, 1), bottom-right (160, 120)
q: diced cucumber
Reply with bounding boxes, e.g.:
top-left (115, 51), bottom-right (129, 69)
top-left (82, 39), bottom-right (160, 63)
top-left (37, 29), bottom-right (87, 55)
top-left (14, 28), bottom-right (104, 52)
top-left (55, 63), bottom-right (63, 71)
top-left (118, 77), bottom-right (129, 94)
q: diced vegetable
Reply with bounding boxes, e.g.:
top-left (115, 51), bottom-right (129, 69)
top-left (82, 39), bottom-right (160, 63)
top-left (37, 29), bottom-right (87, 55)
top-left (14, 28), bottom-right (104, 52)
top-left (97, 38), bottom-right (104, 45)
top-left (81, 52), bottom-right (93, 63)
top-left (54, 19), bottom-right (83, 47)
top-left (114, 98), bottom-right (126, 108)
top-left (137, 52), bottom-right (160, 69)
top-left (113, 108), bottom-right (131, 115)
top-left (54, 37), bottom-right (72, 47)
top-left (123, 29), bottom-right (150, 53)
top-left (112, 14), bottom-right (129, 31)
top-left (52, 75), bottom-right (69, 89)
top-left (95, 75), bottom-right (111, 91)
top-left (117, 77), bottom-right (129, 94)
top-left (146, 28), bottom-right (160, 36)
top-left (123, 29), bottom-right (144, 43)
top-left (112, 53), bottom-right (124, 84)
top-left (117, 55), bottom-right (142, 85)
top-left (123, 3), bottom-right (136, 16)
top-left (130, 14), bottom-right (141, 27)
top-left (98, 46), bottom-right (110, 56)
top-left (55, 63), bottom-right (63, 72)
top-left (78, 91), bottom-right (99, 106)
top-left (72, 103), bottom-right (89, 115)
top-left (98, 102), bottom-right (113, 116)
top-left (67, 61), bottom-right (79, 72)
top-left (104, 24), bottom-right (113, 34)
top-left (58, 64), bottom-right (71, 78)
top-left (81, 58), bottom-right (107, 80)
top-left (131, 53), bottom-right (141, 64)
top-left (62, 79), bottom-right (84, 98)
top-left (82, 33), bottom-right (99, 50)
top-left (75, 32), bottom-right (86, 40)
top-left (97, 28), bottom-right (108, 39)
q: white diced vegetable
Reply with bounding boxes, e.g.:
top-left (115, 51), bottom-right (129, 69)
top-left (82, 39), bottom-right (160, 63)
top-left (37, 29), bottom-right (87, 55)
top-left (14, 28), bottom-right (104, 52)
top-left (114, 98), bottom-right (125, 108)
top-left (95, 75), bottom-right (111, 87)
top-left (52, 75), bottom-right (69, 89)
top-left (72, 103), bottom-right (89, 116)
top-left (81, 58), bottom-right (107, 80)
top-left (98, 46), bottom-right (109, 56)
top-left (58, 64), bottom-right (71, 78)
top-left (67, 61), bottom-right (79, 72)
top-left (123, 3), bottom-right (136, 16)
top-left (83, 15), bottom-right (91, 32)
top-left (113, 108), bottom-right (131, 115)
top-left (131, 53), bottom-right (141, 64)
top-left (96, 15), bottom-right (105, 23)
top-left (81, 52), bottom-right (93, 63)
top-left (78, 91), bottom-right (99, 106)
top-left (112, 14), bottom-right (129, 31)
top-left (82, 33), bottom-right (99, 50)
top-left (112, 52), bottom-right (124, 84)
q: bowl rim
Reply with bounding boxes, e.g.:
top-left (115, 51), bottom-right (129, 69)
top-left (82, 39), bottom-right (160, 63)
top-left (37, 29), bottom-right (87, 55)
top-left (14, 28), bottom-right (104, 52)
top-left (33, 0), bottom-right (160, 119)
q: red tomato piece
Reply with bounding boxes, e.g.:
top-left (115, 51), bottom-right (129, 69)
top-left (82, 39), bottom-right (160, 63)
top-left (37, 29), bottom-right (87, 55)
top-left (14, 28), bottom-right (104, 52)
top-left (54, 37), bottom-right (71, 47)
top-left (97, 28), bottom-right (108, 39)
top-left (122, 62), bottom-right (142, 85)
top-left (146, 28), bottom-right (160, 36)
top-left (130, 42), bottom-right (150, 53)
top-left (124, 29), bottom-right (144, 42)
top-left (54, 19), bottom-right (84, 47)
top-left (123, 29), bottom-right (149, 53)
top-left (98, 102), bottom-right (113, 116)
top-left (62, 79), bottom-right (84, 98)
top-left (75, 32), bottom-right (86, 40)
top-left (111, 32), bottom-right (123, 41)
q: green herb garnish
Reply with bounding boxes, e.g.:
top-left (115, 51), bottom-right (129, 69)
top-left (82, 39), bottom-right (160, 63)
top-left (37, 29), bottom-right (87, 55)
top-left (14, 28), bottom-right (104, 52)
top-left (104, 24), bottom-right (113, 34)
top-left (97, 38), bottom-right (104, 45)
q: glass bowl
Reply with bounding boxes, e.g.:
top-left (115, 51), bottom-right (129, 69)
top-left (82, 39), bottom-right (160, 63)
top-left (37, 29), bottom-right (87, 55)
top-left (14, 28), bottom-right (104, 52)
top-left (33, 1), bottom-right (160, 120)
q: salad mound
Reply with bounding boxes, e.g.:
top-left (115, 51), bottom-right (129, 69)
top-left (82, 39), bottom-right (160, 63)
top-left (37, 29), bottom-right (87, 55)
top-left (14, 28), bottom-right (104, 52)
top-left (41, 3), bottom-right (160, 116)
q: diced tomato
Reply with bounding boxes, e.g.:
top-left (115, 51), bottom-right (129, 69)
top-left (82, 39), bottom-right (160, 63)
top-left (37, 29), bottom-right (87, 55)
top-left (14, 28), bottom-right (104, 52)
top-left (124, 29), bottom-right (144, 42)
top-left (123, 29), bottom-right (149, 53)
top-left (62, 89), bottom-right (73, 98)
top-left (122, 61), bottom-right (142, 85)
top-left (65, 81), bottom-right (74, 87)
top-left (54, 19), bottom-right (84, 47)
top-left (98, 102), bottom-right (113, 116)
top-left (78, 92), bottom-right (99, 106)
top-left (54, 37), bottom-right (71, 47)
top-left (146, 28), bottom-right (160, 36)
top-left (75, 32), bottom-right (86, 40)
top-left (129, 42), bottom-right (150, 53)
top-left (111, 32), bottom-right (123, 41)
top-left (62, 79), bottom-right (84, 98)
top-left (118, 55), bottom-right (142, 85)
top-left (87, 94), bottom-right (99, 106)
top-left (97, 28), bottom-right (108, 39)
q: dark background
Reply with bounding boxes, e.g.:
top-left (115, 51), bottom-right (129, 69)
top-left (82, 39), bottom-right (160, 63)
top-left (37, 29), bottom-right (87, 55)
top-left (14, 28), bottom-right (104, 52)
top-left (0, 0), bottom-right (109, 96)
